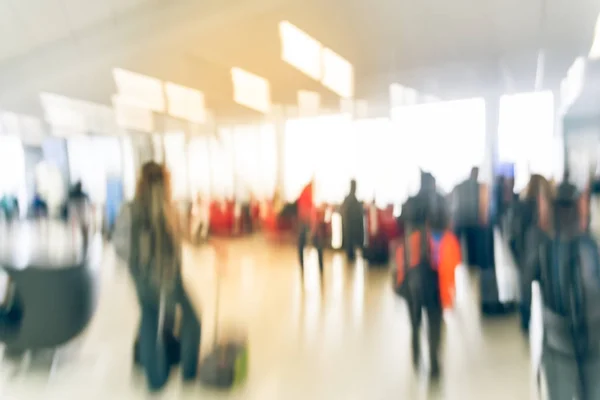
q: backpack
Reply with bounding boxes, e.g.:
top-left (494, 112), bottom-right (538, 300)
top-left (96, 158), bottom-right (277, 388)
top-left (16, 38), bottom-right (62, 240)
top-left (538, 185), bottom-right (600, 357)
top-left (452, 178), bottom-right (480, 227)
top-left (396, 226), bottom-right (440, 307)
top-left (507, 199), bottom-right (537, 268)
top-left (114, 193), bottom-right (180, 293)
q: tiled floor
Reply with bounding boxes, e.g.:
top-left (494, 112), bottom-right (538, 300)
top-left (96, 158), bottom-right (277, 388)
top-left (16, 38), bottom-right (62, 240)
top-left (0, 236), bottom-right (536, 399)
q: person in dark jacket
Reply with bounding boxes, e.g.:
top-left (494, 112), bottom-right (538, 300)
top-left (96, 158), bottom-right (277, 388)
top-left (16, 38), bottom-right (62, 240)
top-left (396, 172), bottom-right (457, 379)
top-left (401, 171), bottom-right (448, 227)
top-left (341, 179), bottom-right (364, 262)
top-left (522, 179), bottom-right (600, 399)
top-left (513, 174), bottom-right (552, 331)
top-left (451, 167), bottom-right (481, 266)
top-left (68, 181), bottom-right (89, 201)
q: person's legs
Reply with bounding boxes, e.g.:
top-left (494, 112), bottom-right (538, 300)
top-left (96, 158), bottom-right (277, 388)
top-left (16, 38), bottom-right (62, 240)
top-left (313, 230), bottom-right (324, 275)
top-left (138, 299), bottom-right (170, 391)
top-left (541, 349), bottom-right (580, 400)
top-left (345, 236), bottom-right (355, 262)
top-left (407, 295), bottom-right (422, 371)
top-left (298, 223), bottom-right (308, 277)
top-left (582, 354), bottom-right (600, 400)
top-left (174, 280), bottom-right (201, 381)
top-left (134, 304), bottom-right (177, 367)
top-left (519, 268), bottom-right (531, 333)
top-left (427, 305), bottom-right (443, 377)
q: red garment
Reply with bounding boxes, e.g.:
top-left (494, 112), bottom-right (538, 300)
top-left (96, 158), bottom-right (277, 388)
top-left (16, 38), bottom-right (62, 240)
top-left (297, 182), bottom-right (314, 223)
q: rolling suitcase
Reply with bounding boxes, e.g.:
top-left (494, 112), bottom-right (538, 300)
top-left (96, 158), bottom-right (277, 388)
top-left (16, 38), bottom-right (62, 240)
top-left (199, 273), bottom-right (248, 389)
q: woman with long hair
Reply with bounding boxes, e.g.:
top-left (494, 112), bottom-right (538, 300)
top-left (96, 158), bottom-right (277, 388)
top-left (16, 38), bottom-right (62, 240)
top-left (129, 161), bottom-right (201, 390)
top-left (514, 174), bottom-right (553, 331)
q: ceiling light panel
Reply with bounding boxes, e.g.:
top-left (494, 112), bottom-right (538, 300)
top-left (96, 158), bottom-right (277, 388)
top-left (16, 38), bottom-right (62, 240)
top-left (40, 93), bottom-right (87, 132)
top-left (112, 68), bottom-right (165, 112)
top-left (112, 95), bottom-right (155, 133)
top-left (165, 82), bottom-right (207, 124)
top-left (231, 67), bottom-right (271, 114)
top-left (279, 21), bottom-right (323, 81)
top-left (322, 48), bottom-right (354, 98)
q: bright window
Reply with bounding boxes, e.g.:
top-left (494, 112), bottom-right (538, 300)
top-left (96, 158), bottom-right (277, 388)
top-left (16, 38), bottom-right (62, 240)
top-left (351, 118), bottom-right (418, 207)
top-left (0, 135), bottom-right (26, 211)
top-left (258, 124), bottom-right (278, 199)
top-left (284, 114), bottom-right (352, 204)
top-left (209, 130), bottom-right (235, 200)
top-left (188, 136), bottom-right (211, 199)
top-left (233, 125), bottom-right (261, 201)
top-left (163, 132), bottom-right (188, 200)
top-left (498, 91), bottom-right (554, 192)
top-left (392, 98), bottom-right (486, 194)
top-left (67, 136), bottom-right (106, 203)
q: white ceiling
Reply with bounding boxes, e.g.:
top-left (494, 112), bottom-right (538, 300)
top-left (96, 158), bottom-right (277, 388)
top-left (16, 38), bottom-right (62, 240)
top-left (0, 0), bottom-right (598, 119)
top-left (0, 0), bottom-right (152, 62)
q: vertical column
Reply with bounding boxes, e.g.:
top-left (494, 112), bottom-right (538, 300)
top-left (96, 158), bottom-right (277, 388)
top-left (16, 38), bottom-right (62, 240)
top-left (270, 105), bottom-right (285, 198)
top-left (482, 94), bottom-right (500, 186)
top-left (553, 88), bottom-right (565, 182)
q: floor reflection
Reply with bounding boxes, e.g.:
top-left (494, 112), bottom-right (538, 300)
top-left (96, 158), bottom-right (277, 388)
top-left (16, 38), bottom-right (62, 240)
top-left (0, 236), bottom-right (532, 399)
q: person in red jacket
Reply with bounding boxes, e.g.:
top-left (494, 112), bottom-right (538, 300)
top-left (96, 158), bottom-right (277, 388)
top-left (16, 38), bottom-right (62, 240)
top-left (297, 177), bottom-right (324, 284)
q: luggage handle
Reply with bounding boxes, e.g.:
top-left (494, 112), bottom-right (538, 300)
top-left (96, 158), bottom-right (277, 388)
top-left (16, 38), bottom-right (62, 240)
top-left (213, 265), bottom-right (222, 348)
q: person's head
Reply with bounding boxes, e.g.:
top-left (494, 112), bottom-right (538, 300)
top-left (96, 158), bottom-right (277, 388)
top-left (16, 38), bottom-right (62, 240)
top-left (349, 179), bottom-right (357, 195)
top-left (537, 178), bottom-right (588, 235)
top-left (420, 171), bottom-right (436, 193)
top-left (524, 174), bottom-right (552, 203)
top-left (73, 181), bottom-right (83, 193)
top-left (470, 167), bottom-right (479, 181)
top-left (135, 161), bottom-right (171, 204)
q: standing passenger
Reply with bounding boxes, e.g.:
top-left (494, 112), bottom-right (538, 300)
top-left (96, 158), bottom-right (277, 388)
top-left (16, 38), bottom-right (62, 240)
top-left (395, 173), bottom-right (460, 379)
top-left (297, 177), bottom-right (324, 284)
top-left (126, 162), bottom-right (201, 391)
top-left (341, 179), bottom-right (364, 262)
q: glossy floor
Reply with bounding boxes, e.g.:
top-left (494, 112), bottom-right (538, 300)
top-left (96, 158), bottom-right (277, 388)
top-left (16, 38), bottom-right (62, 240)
top-left (0, 236), bottom-right (535, 399)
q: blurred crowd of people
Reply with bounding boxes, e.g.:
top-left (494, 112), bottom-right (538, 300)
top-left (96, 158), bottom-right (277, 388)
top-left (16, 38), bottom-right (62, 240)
top-left (3, 154), bottom-right (600, 399)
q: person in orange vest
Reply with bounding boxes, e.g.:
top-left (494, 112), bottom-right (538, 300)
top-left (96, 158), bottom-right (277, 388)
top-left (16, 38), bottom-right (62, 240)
top-left (297, 177), bottom-right (324, 284)
top-left (394, 175), bottom-right (461, 379)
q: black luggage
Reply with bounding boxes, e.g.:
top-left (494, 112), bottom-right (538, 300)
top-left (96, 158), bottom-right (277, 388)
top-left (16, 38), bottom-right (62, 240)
top-left (452, 179), bottom-right (480, 228)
